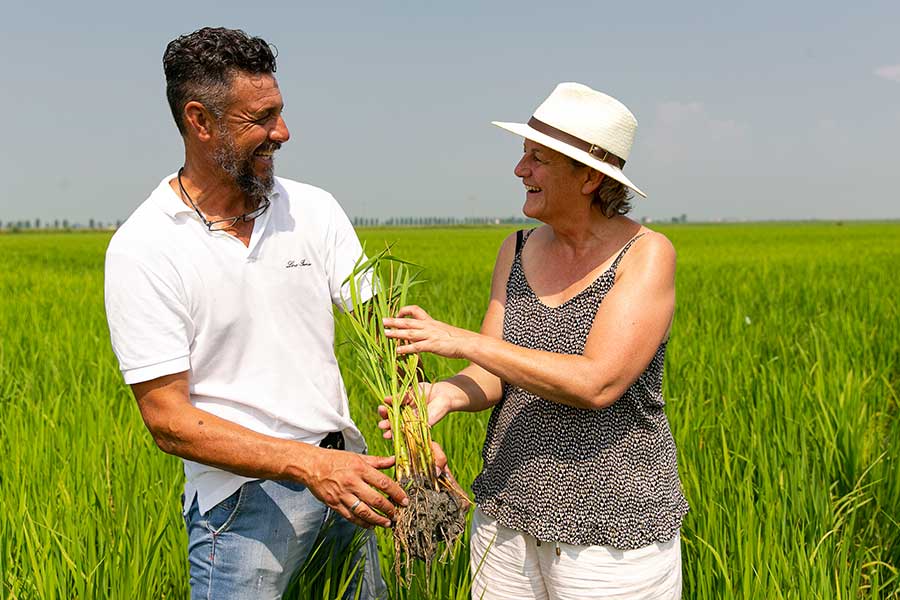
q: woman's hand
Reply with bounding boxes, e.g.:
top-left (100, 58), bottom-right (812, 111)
top-left (382, 305), bottom-right (477, 359)
top-left (376, 381), bottom-right (457, 439)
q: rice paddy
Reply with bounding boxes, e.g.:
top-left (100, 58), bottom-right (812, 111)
top-left (1, 222), bottom-right (898, 598)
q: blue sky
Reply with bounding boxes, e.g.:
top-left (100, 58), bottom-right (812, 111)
top-left (1, 0), bottom-right (898, 224)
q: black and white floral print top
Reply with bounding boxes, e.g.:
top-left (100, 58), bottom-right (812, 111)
top-left (471, 229), bottom-right (690, 550)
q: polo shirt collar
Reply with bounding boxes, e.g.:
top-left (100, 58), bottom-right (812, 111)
top-left (153, 173), bottom-right (193, 218)
top-left (153, 172), bottom-right (282, 220)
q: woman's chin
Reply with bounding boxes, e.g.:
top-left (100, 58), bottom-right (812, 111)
top-left (522, 198), bottom-right (544, 220)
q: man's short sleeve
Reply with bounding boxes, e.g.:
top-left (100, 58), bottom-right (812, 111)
top-left (104, 249), bottom-right (193, 384)
top-left (325, 195), bottom-right (372, 310)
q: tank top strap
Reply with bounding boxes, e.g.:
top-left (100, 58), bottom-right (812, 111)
top-left (514, 228), bottom-right (537, 256)
top-left (610, 232), bottom-right (648, 272)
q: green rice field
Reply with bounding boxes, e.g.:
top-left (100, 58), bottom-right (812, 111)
top-left (1, 222), bottom-right (898, 598)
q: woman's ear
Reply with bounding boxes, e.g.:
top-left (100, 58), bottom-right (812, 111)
top-left (582, 169), bottom-right (604, 196)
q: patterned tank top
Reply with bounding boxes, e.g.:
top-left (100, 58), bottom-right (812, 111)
top-left (471, 228), bottom-right (689, 549)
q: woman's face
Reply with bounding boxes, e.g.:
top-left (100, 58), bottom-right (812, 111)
top-left (514, 139), bottom-right (588, 221)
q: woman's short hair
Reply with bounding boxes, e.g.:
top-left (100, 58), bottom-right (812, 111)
top-left (569, 156), bottom-right (633, 217)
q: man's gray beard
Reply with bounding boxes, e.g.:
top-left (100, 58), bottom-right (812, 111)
top-left (213, 136), bottom-right (274, 208)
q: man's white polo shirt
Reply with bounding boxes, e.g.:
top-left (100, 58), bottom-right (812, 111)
top-left (105, 173), bottom-right (370, 514)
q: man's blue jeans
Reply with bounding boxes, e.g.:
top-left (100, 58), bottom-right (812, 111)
top-left (183, 479), bottom-right (387, 599)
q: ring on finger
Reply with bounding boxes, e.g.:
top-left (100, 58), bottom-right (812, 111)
top-left (349, 499), bottom-right (362, 513)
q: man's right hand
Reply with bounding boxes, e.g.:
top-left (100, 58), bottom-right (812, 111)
top-left (303, 447), bottom-right (409, 529)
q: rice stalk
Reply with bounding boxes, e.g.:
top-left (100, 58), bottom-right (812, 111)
top-left (338, 245), bottom-right (470, 584)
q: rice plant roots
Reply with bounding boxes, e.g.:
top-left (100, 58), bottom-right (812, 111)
top-left (393, 472), bottom-right (470, 581)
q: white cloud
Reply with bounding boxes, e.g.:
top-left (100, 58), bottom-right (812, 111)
top-left (874, 65), bottom-right (900, 82)
top-left (644, 101), bottom-right (749, 164)
top-left (656, 101), bottom-right (704, 125)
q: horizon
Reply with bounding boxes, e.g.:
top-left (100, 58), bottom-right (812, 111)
top-left (4, 216), bottom-right (899, 232)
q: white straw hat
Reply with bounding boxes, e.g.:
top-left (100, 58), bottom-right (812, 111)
top-left (493, 82), bottom-right (646, 198)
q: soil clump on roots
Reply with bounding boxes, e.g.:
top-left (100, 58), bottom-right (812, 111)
top-left (393, 472), bottom-right (470, 580)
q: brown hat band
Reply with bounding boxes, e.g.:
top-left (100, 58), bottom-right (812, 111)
top-left (527, 117), bottom-right (625, 166)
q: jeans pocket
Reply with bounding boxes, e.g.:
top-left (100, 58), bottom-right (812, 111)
top-left (205, 484), bottom-right (246, 535)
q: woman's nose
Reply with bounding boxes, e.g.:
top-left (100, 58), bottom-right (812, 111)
top-left (514, 156), bottom-right (529, 177)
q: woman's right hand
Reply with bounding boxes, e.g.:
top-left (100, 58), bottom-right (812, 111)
top-left (377, 381), bottom-right (456, 439)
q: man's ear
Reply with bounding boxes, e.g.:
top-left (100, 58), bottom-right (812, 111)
top-left (582, 169), bottom-right (604, 196)
top-left (183, 101), bottom-right (216, 142)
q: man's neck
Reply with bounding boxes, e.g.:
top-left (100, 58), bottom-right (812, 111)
top-left (172, 161), bottom-right (250, 220)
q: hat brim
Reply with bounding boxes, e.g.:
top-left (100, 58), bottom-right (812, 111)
top-left (492, 121), bottom-right (647, 198)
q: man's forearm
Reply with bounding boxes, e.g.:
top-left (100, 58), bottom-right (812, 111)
top-left (146, 400), bottom-right (320, 483)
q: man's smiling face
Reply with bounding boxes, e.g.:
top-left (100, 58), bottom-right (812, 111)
top-left (212, 72), bottom-right (290, 203)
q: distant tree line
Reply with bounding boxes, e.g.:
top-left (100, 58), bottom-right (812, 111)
top-left (0, 219), bottom-right (122, 232)
top-left (2, 215), bottom-right (540, 233)
top-left (351, 215), bottom-right (538, 227)
top-left (639, 214), bottom-right (689, 225)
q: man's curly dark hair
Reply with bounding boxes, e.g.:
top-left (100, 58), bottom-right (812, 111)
top-left (163, 27), bottom-right (277, 135)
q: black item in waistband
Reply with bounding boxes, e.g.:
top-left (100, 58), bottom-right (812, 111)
top-left (319, 431), bottom-right (345, 451)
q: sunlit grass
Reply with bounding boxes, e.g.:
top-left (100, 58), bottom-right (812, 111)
top-left (1, 223), bottom-right (898, 598)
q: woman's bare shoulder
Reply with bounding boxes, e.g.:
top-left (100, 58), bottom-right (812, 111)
top-left (497, 225), bottom-right (546, 260)
top-left (619, 228), bottom-right (677, 278)
top-left (634, 228), bottom-right (676, 258)
top-left (492, 229), bottom-right (525, 281)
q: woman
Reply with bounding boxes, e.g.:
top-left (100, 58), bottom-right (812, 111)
top-left (381, 83), bottom-right (689, 599)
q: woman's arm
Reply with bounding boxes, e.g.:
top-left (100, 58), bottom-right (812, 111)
top-left (383, 232), bottom-right (676, 411)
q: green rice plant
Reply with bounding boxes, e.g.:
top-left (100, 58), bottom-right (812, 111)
top-left (339, 247), bottom-right (433, 485)
top-left (286, 525), bottom-right (367, 600)
top-left (2, 223), bottom-right (899, 598)
top-left (337, 246), bottom-right (470, 584)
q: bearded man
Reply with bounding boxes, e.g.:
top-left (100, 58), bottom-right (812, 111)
top-left (104, 27), bottom-right (404, 599)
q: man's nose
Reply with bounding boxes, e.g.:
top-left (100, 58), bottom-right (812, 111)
top-left (271, 115), bottom-right (290, 143)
